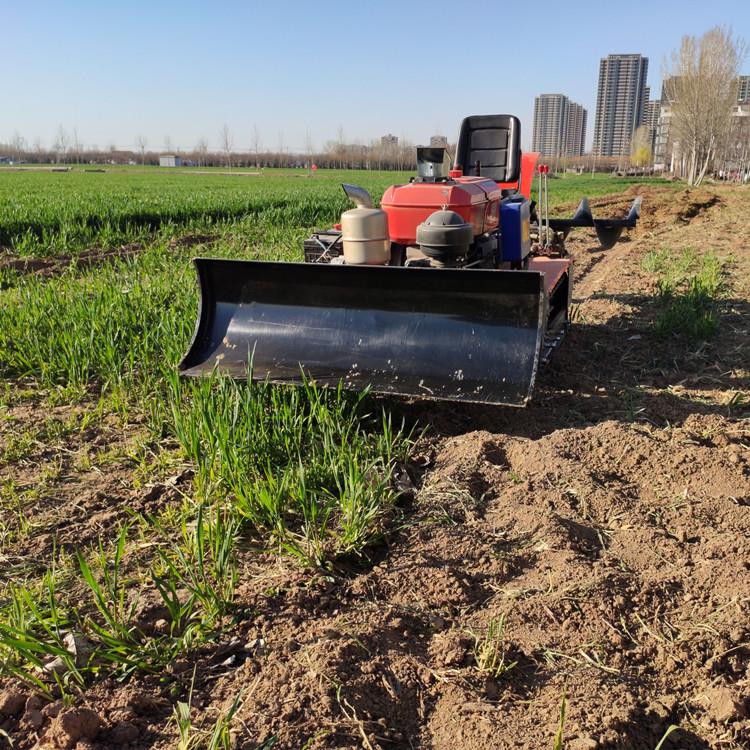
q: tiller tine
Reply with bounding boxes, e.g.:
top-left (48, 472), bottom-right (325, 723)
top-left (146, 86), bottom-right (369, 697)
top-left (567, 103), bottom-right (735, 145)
top-left (571, 196), bottom-right (595, 226)
top-left (592, 196), bottom-right (643, 249)
top-left (592, 224), bottom-right (624, 250)
top-left (548, 195), bottom-right (641, 248)
top-left (179, 259), bottom-right (548, 406)
top-left (547, 197), bottom-right (594, 238)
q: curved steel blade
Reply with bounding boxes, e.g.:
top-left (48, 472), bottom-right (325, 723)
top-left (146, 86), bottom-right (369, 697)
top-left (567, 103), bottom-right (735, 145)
top-left (179, 260), bottom-right (548, 406)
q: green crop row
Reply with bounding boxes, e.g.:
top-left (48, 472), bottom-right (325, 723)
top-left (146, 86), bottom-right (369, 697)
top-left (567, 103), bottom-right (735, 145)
top-left (0, 169), bottom-right (410, 257)
top-left (0, 168), bottom-right (672, 258)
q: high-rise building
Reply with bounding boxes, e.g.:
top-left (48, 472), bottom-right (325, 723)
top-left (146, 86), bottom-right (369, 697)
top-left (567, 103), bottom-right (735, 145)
top-left (592, 54), bottom-right (649, 157)
top-left (429, 135), bottom-right (448, 147)
top-left (738, 75), bottom-right (750, 104)
top-left (566, 102), bottom-right (588, 157)
top-left (381, 134), bottom-right (398, 147)
top-left (532, 94), bottom-right (587, 157)
top-left (532, 94), bottom-right (567, 156)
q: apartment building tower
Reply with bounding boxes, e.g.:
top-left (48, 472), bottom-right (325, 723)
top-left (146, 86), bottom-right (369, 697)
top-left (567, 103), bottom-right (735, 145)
top-left (592, 54), bottom-right (649, 157)
top-left (566, 102), bottom-right (588, 156)
top-left (532, 94), bottom-right (587, 158)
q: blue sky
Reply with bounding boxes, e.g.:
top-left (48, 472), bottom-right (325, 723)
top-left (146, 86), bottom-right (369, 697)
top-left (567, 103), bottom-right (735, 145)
top-left (4, 0), bottom-right (749, 152)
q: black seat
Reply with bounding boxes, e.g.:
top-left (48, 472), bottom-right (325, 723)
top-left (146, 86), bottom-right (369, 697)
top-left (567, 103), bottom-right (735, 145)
top-left (454, 115), bottom-right (521, 183)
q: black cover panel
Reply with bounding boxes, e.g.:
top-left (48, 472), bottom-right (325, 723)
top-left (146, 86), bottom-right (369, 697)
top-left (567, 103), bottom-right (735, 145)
top-left (179, 260), bottom-right (548, 406)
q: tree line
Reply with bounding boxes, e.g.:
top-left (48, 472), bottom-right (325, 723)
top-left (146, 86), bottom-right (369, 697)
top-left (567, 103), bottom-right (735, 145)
top-left (661, 26), bottom-right (747, 185)
top-left (0, 124), bottom-right (428, 171)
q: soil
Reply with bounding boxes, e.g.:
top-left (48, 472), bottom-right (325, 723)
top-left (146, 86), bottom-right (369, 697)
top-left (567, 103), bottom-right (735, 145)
top-left (0, 233), bottom-right (216, 281)
top-left (1, 182), bottom-right (749, 749)
top-left (0, 243), bottom-right (145, 279)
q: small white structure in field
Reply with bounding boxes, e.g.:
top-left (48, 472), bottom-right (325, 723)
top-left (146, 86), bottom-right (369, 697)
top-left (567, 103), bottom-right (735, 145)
top-left (159, 154), bottom-right (182, 167)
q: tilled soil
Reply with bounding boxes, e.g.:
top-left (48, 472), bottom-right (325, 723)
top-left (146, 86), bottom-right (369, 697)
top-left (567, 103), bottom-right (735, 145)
top-left (0, 183), bottom-right (748, 750)
top-left (0, 233), bottom-right (216, 283)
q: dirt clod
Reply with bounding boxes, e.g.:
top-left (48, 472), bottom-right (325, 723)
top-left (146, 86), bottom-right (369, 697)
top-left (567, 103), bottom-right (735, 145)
top-left (703, 685), bottom-right (747, 723)
top-left (0, 690), bottom-right (26, 717)
top-left (569, 738), bottom-right (599, 750)
top-left (107, 719), bottom-right (140, 744)
top-left (41, 707), bottom-right (102, 749)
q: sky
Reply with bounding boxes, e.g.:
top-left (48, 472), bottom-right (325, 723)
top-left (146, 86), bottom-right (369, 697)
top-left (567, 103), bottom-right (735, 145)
top-left (4, 0), bottom-right (750, 153)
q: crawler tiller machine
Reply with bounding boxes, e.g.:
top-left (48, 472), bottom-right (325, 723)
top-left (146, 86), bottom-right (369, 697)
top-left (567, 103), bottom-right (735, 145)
top-left (180, 115), bottom-right (641, 406)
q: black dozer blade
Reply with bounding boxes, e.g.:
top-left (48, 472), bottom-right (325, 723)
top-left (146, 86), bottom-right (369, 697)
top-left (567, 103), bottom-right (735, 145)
top-left (179, 259), bottom-right (548, 406)
top-left (548, 195), bottom-right (642, 249)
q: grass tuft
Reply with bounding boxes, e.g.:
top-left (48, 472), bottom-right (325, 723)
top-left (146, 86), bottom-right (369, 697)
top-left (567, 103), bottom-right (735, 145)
top-left (169, 372), bottom-right (410, 567)
top-left (553, 687), bottom-right (567, 750)
top-left (642, 248), bottom-right (723, 341)
top-left (654, 724), bottom-right (679, 750)
top-left (154, 503), bottom-right (239, 628)
top-left (173, 670), bottom-right (242, 750)
top-left (472, 614), bottom-right (518, 679)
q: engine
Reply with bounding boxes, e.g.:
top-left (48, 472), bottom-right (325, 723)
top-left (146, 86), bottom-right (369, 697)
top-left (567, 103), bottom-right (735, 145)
top-left (304, 146), bottom-right (532, 269)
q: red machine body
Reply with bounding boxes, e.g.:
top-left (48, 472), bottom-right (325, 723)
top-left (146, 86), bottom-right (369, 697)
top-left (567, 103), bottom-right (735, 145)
top-left (381, 176), bottom-right (501, 245)
top-left (380, 150), bottom-right (540, 246)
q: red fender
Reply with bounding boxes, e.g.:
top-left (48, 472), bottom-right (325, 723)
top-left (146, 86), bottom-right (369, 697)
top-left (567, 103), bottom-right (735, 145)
top-left (497, 151), bottom-right (539, 200)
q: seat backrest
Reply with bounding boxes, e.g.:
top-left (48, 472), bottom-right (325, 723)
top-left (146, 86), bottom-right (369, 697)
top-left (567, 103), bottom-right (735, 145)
top-left (454, 115), bottom-right (521, 183)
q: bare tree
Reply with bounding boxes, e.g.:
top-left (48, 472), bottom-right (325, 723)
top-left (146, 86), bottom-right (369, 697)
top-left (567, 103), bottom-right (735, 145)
top-left (251, 124), bottom-right (261, 168)
top-left (72, 128), bottom-right (82, 164)
top-left (195, 137), bottom-right (208, 167)
top-left (10, 132), bottom-right (24, 163)
top-left (135, 134), bottom-right (148, 165)
top-left (305, 130), bottom-right (314, 173)
top-left (727, 113), bottom-right (750, 179)
top-left (221, 124), bottom-right (233, 168)
top-left (664, 26), bottom-right (747, 185)
top-left (54, 125), bottom-right (69, 163)
top-left (336, 125), bottom-right (345, 168)
top-left (277, 131), bottom-right (285, 167)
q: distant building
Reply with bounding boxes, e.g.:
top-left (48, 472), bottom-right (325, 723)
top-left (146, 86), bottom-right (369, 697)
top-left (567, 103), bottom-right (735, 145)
top-left (738, 75), bottom-right (750, 103)
top-left (159, 154), bottom-right (182, 167)
top-left (654, 79), bottom-right (679, 171)
top-left (653, 102), bottom-right (673, 171)
top-left (592, 54), bottom-right (649, 157)
top-left (566, 102), bottom-right (588, 157)
top-left (644, 96), bottom-right (661, 155)
top-left (532, 94), bottom-right (587, 158)
top-left (532, 94), bottom-right (567, 156)
top-left (381, 134), bottom-right (398, 147)
top-left (429, 135), bottom-right (448, 147)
